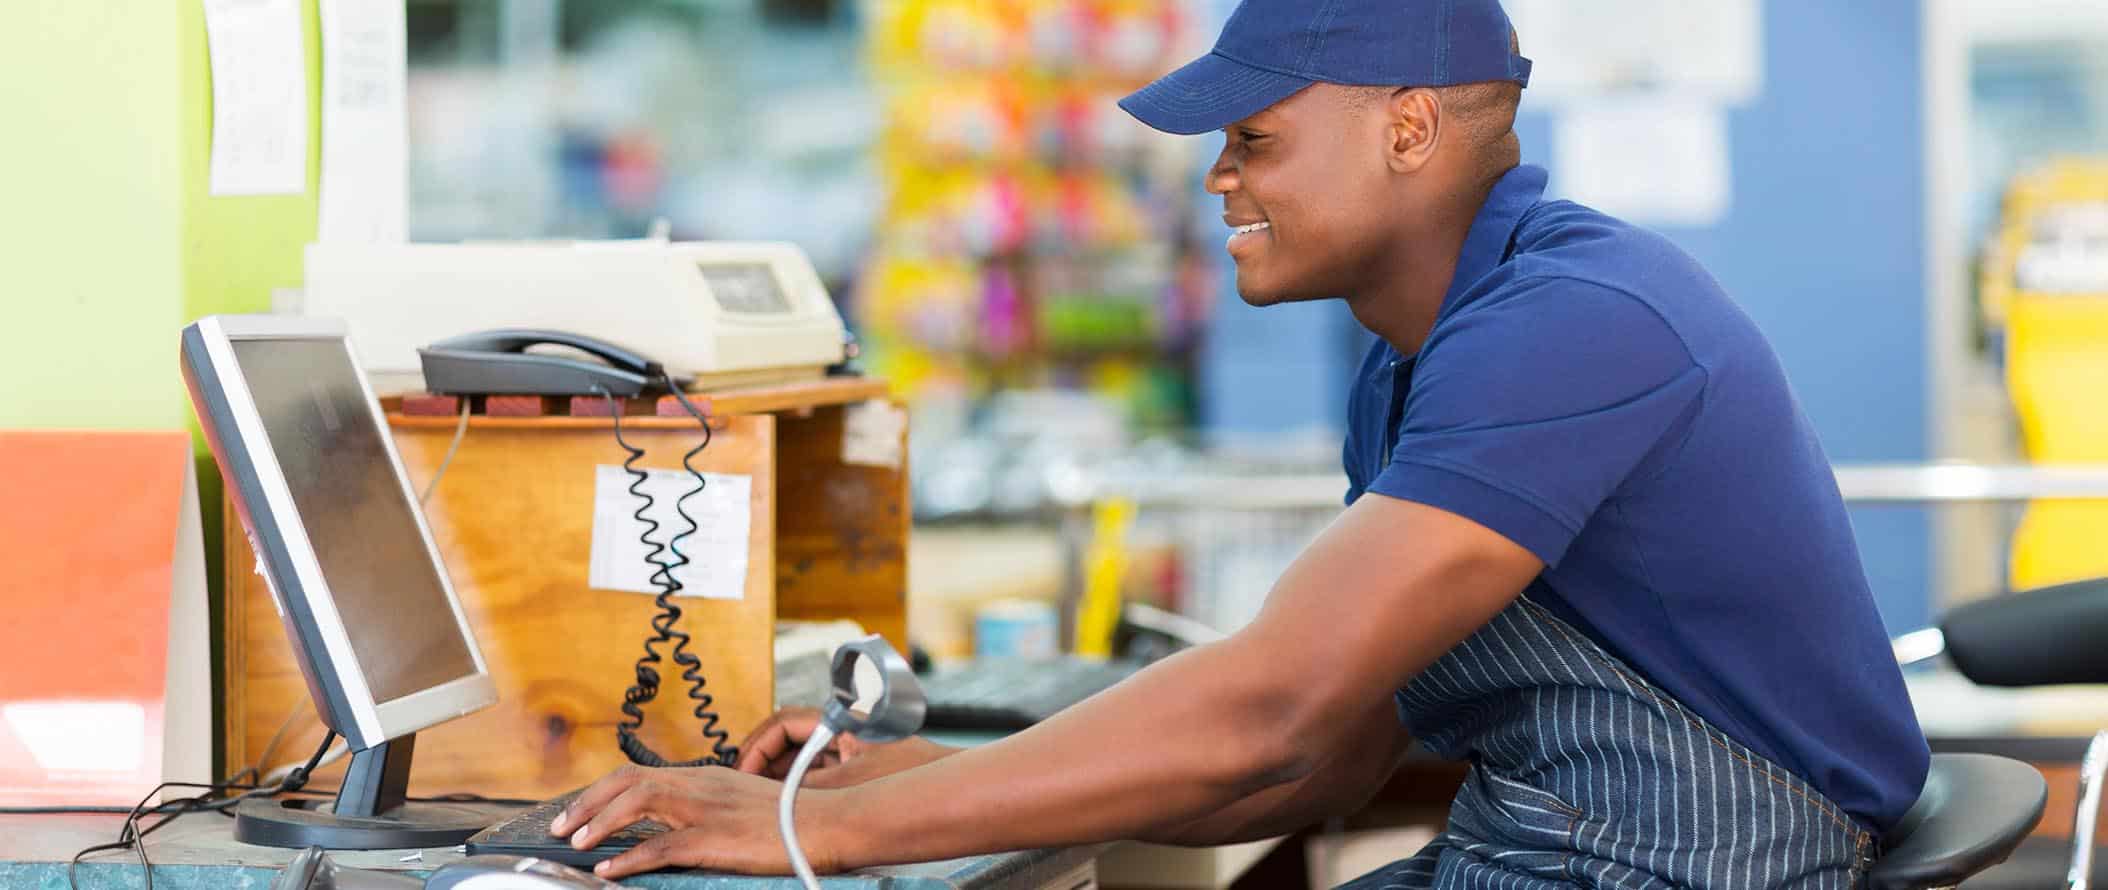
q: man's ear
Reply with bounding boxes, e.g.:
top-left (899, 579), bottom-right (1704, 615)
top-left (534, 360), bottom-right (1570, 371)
top-left (1387, 89), bottom-right (1440, 174)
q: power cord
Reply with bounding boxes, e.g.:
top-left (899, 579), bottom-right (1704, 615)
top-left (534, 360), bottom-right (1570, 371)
top-left (259, 738), bottom-right (348, 787)
top-left (597, 380), bottom-right (738, 768)
top-left (65, 730), bottom-right (336, 890)
top-left (420, 399), bottom-right (473, 505)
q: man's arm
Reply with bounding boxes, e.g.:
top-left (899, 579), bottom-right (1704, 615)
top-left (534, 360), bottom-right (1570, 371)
top-left (557, 493), bottom-right (1540, 877)
top-left (820, 493), bottom-right (1540, 867)
top-left (1138, 691), bottom-right (1414, 847)
top-left (735, 697), bottom-right (1408, 847)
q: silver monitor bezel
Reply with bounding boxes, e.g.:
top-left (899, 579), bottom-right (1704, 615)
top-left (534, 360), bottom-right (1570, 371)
top-left (186, 314), bottom-right (495, 748)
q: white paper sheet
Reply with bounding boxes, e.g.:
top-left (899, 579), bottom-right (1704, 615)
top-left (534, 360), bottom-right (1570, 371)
top-left (203, 0), bottom-right (307, 196)
top-left (588, 466), bottom-right (752, 600)
top-left (318, 0), bottom-right (407, 241)
top-left (1506, 0), bottom-right (1763, 107)
top-left (1554, 99), bottom-right (1732, 228)
top-left (841, 399), bottom-right (907, 470)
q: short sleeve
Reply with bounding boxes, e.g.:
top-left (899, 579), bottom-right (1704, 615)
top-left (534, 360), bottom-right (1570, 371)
top-left (1341, 340), bottom-right (1387, 505)
top-left (1343, 434), bottom-right (1365, 506)
top-left (1366, 278), bottom-right (1706, 566)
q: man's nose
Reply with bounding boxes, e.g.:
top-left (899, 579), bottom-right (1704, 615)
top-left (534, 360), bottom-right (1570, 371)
top-left (1206, 152), bottom-right (1239, 195)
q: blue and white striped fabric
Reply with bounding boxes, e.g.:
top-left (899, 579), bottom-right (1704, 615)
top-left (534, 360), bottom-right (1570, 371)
top-left (1342, 598), bottom-right (1877, 889)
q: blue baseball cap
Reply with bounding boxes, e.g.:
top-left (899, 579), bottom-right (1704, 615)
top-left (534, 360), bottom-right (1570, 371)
top-left (1120, 0), bottom-right (1532, 135)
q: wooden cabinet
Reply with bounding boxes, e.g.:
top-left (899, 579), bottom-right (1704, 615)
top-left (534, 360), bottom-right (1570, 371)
top-left (221, 379), bottom-right (908, 798)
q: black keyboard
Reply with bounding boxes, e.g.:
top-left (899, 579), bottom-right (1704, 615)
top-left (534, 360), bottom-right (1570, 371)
top-left (920, 657), bottom-right (1142, 731)
top-left (464, 789), bottom-right (668, 869)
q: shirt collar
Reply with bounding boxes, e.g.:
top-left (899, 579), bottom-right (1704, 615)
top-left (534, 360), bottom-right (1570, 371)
top-left (1436, 164), bottom-right (1549, 318)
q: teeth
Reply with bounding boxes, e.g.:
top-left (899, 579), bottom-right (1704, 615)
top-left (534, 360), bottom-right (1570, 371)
top-left (1232, 221), bottom-right (1270, 235)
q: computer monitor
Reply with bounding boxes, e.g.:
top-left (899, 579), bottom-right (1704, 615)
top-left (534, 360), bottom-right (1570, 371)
top-left (180, 315), bottom-right (500, 849)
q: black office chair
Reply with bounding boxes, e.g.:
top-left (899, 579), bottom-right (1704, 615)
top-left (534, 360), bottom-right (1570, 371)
top-left (1869, 753), bottom-right (2046, 889)
top-left (1891, 577), bottom-right (2108, 889)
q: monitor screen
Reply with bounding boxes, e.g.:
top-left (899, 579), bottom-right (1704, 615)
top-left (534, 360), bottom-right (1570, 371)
top-left (230, 338), bottom-right (479, 704)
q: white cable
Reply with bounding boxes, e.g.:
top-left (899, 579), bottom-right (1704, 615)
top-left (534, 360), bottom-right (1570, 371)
top-left (778, 723), bottom-right (838, 890)
top-left (420, 401), bottom-right (473, 505)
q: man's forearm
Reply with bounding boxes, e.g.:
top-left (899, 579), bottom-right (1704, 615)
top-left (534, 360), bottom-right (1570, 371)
top-left (1134, 768), bottom-right (1318, 846)
top-left (1139, 695), bottom-right (1412, 847)
top-left (824, 641), bottom-right (1315, 868)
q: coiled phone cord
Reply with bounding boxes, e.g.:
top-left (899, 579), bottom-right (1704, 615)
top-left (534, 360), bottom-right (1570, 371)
top-left (598, 383), bottom-right (739, 768)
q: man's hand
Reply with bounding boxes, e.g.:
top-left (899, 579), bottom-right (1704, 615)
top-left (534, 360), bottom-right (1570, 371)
top-left (546, 765), bottom-right (848, 879)
top-left (735, 708), bottom-right (958, 789)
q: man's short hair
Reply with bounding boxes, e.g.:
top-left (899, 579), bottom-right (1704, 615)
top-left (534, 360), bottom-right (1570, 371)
top-left (1340, 30), bottom-right (1523, 177)
top-left (1338, 81), bottom-right (1520, 166)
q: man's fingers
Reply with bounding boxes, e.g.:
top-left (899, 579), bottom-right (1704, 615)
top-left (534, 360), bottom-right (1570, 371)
top-left (571, 783), bottom-right (661, 852)
top-left (549, 765), bottom-right (647, 837)
top-left (768, 749), bottom-right (837, 781)
top-left (735, 709), bottom-right (825, 774)
top-left (593, 828), bottom-right (695, 880)
top-left (734, 722), bottom-right (791, 774)
top-left (834, 733), bottom-right (867, 760)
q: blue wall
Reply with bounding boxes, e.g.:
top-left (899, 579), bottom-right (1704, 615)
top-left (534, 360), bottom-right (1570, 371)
top-left (1198, 0), bottom-right (1933, 631)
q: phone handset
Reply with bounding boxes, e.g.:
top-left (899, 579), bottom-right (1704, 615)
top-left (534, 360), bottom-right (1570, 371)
top-left (418, 329), bottom-right (686, 397)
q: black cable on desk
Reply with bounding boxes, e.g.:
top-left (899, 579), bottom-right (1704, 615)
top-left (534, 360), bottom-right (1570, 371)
top-left (65, 730), bottom-right (336, 890)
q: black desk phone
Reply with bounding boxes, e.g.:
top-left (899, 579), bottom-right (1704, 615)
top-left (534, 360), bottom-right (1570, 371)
top-left (419, 328), bottom-right (738, 768)
top-left (417, 329), bottom-right (688, 397)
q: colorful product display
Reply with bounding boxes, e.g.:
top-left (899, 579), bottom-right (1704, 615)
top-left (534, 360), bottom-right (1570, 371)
top-left (858, 0), bottom-right (1208, 431)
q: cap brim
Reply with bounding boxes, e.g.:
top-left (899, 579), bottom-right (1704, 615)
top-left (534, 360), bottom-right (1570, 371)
top-left (1118, 51), bottom-right (1314, 136)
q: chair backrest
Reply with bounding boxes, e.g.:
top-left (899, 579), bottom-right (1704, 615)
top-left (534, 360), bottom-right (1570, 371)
top-left (1942, 577), bottom-right (2108, 687)
top-left (1869, 753), bottom-right (2047, 890)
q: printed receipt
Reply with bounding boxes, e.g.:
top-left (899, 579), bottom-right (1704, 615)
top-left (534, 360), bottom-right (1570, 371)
top-left (588, 466), bottom-right (751, 600)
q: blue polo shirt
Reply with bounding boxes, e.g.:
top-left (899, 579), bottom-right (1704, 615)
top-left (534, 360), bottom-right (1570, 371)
top-left (1345, 165), bottom-right (1928, 832)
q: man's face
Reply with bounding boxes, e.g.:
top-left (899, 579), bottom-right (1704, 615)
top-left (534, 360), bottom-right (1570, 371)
top-left (1206, 84), bottom-right (1399, 306)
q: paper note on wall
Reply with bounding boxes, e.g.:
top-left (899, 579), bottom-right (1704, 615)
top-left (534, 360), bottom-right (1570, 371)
top-left (203, 0), bottom-right (308, 196)
top-left (1505, 0), bottom-right (1763, 107)
top-left (318, 0), bottom-right (407, 241)
top-left (841, 400), bottom-right (907, 470)
top-left (588, 466), bottom-right (751, 600)
top-left (1555, 100), bottom-right (1732, 228)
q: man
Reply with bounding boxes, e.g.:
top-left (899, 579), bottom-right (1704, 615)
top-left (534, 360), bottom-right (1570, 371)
top-left (551, 2), bottom-right (1929, 886)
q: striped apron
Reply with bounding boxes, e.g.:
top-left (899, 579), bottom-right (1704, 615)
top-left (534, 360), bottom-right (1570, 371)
top-left (1341, 597), bottom-right (1877, 890)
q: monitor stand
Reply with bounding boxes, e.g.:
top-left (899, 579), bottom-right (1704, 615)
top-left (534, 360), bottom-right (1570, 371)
top-left (233, 734), bottom-right (500, 849)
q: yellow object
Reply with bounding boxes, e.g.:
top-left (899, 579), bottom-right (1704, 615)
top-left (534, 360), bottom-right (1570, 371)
top-left (1979, 160), bottom-right (2108, 331)
top-left (2005, 295), bottom-right (2108, 588)
top-left (1073, 497), bottom-right (1136, 658)
top-left (1989, 159), bottom-right (2108, 589)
